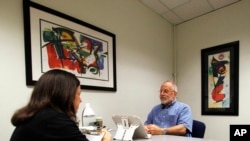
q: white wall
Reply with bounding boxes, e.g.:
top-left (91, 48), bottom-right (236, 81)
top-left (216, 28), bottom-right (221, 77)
top-left (176, 0), bottom-right (250, 140)
top-left (0, 0), bottom-right (173, 140)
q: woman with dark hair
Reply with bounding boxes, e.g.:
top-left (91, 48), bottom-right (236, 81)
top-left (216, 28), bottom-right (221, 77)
top-left (10, 69), bottom-right (111, 141)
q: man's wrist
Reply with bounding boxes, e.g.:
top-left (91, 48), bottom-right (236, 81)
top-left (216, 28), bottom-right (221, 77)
top-left (162, 128), bottom-right (167, 135)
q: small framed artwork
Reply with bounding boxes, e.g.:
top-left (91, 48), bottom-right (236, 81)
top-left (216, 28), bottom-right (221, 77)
top-left (23, 0), bottom-right (116, 91)
top-left (201, 41), bottom-right (239, 115)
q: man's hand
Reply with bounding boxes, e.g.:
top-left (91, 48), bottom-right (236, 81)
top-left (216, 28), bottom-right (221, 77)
top-left (144, 124), bottom-right (164, 135)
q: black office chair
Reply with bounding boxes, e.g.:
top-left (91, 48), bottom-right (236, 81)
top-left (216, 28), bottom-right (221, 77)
top-left (192, 120), bottom-right (206, 138)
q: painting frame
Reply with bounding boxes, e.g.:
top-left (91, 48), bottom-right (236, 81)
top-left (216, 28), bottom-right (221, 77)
top-left (23, 0), bottom-right (117, 91)
top-left (201, 41), bottom-right (239, 115)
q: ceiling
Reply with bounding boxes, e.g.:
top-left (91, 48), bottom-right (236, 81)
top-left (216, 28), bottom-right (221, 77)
top-left (138, 0), bottom-right (241, 25)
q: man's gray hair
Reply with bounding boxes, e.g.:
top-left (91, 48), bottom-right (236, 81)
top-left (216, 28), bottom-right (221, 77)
top-left (164, 80), bottom-right (178, 93)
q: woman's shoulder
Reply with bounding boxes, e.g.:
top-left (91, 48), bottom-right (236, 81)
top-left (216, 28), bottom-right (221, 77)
top-left (37, 107), bottom-right (62, 116)
top-left (34, 107), bottom-right (69, 122)
top-left (32, 107), bottom-right (78, 130)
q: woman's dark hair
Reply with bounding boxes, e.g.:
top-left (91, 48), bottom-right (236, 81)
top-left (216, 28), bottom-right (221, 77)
top-left (11, 69), bottom-right (80, 126)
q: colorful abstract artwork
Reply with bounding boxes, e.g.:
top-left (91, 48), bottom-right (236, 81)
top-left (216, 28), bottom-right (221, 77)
top-left (208, 52), bottom-right (230, 108)
top-left (23, 0), bottom-right (116, 91)
top-left (201, 41), bottom-right (239, 115)
top-left (41, 20), bottom-right (108, 80)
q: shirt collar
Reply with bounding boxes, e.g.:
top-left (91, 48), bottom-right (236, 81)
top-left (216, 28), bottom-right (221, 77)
top-left (161, 99), bottom-right (176, 109)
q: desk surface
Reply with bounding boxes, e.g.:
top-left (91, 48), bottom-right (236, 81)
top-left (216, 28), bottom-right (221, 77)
top-left (111, 131), bottom-right (223, 141)
top-left (114, 135), bottom-right (223, 141)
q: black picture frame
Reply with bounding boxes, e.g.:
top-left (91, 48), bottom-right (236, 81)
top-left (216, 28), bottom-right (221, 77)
top-left (23, 0), bottom-right (116, 91)
top-left (201, 41), bottom-right (239, 115)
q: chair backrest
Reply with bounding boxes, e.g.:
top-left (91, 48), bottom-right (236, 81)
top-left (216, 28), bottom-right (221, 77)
top-left (192, 120), bottom-right (206, 138)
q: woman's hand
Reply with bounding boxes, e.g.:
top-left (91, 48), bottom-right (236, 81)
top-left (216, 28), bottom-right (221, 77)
top-left (101, 128), bottom-right (112, 141)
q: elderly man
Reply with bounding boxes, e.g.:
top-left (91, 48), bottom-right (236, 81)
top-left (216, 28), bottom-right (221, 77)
top-left (144, 80), bottom-right (193, 137)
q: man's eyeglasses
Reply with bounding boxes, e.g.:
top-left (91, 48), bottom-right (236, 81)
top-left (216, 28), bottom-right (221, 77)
top-left (159, 89), bottom-right (174, 94)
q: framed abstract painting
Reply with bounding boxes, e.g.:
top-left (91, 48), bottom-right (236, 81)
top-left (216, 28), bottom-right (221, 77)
top-left (23, 0), bottom-right (116, 91)
top-left (201, 41), bottom-right (239, 115)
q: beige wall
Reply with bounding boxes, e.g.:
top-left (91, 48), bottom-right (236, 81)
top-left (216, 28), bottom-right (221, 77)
top-left (176, 0), bottom-right (250, 140)
top-left (2, 0), bottom-right (248, 141)
top-left (0, 0), bottom-right (173, 141)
